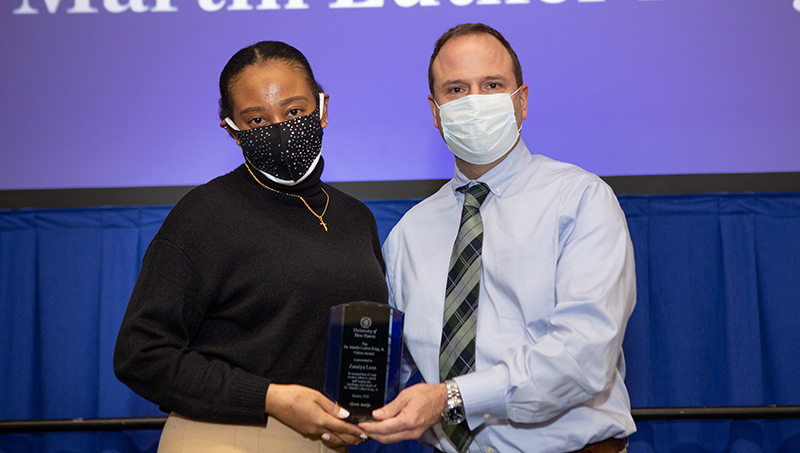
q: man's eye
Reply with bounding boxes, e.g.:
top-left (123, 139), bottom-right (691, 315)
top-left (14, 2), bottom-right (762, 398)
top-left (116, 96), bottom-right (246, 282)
top-left (488, 83), bottom-right (499, 89)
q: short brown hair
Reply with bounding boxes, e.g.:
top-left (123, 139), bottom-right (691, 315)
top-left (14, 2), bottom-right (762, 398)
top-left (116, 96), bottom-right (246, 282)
top-left (428, 23), bottom-right (523, 94)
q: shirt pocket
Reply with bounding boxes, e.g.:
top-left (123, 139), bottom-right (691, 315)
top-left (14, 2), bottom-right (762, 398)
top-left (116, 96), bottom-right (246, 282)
top-left (488, 244), bottom-right (555, 340)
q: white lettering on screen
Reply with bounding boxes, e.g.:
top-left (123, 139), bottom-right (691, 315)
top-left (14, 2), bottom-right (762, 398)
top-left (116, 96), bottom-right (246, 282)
top-left (19, 0), bottom-right (798, 14)
top-left (104, 0), bottom-right (149, 13)
top-left (394, 0), bottom-right (438, 8)
top-left (198, 0), bottom-right (307, 10)
top-left (329, 0), bottom-right (383, 8)
top-left (14, 0), bottom-right (98, 13)
top-left (13, 0), bottom-right (179, 13)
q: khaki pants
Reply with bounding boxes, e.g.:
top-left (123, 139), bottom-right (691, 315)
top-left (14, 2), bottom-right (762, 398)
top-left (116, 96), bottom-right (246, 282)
top-left (157, 412), bottom-right (347, 453)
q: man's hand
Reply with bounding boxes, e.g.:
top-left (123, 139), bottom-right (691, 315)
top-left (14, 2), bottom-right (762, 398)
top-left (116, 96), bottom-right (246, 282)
top-left (358, 382), bottom-right (448, 444)
top-left (265, 384), bottom-right (368, 448)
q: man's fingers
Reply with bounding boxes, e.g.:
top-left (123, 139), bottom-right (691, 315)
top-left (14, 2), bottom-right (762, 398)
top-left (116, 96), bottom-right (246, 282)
top-left (358, 383), bottom-right (448, 444)
top-left (360, 413), bottom-right (410, 436)
top-left (370, 392), bottom-right (409, 421)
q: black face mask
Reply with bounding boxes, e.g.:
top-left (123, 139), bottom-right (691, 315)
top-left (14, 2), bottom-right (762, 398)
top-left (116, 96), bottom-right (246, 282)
top-left (227, 104), bottom-right (324, 186)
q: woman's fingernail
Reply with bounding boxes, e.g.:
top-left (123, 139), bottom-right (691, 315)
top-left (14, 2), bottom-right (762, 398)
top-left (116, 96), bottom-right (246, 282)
top-left (339, 408), bottom-right (350, 418)
top-left (360, 434), bottom-right (369, 440)
top-left (322, 433), bottom-right (331, 441)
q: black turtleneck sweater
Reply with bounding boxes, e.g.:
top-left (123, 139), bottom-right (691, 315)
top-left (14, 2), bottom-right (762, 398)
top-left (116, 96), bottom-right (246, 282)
top-left (114, 160), bottom-right (388, 426)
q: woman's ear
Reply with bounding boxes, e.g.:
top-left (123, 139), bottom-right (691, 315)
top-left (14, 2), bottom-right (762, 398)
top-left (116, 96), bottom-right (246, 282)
top-left (220, 119), bottom-right (241, 146)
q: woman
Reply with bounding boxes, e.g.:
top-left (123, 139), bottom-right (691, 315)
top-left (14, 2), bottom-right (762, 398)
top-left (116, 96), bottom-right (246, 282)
top-left (114, 41), bottom-right (388, 452)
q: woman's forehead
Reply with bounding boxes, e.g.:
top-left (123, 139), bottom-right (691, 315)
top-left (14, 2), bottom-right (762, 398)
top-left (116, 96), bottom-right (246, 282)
top-left (231, 63), bottom-right (313, 104)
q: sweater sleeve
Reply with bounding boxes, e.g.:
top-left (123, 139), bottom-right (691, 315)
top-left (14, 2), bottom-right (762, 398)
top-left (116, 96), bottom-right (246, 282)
top-left (113, 238), bottom-right (270, 426)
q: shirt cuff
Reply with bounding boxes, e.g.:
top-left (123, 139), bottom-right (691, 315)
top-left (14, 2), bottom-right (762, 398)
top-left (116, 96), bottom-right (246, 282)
top-left (455, 366), bottom-right (508, 430)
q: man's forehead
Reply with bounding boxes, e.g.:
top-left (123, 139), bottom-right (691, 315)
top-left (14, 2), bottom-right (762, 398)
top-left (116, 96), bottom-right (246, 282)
top-left (447, 32), bottom-right (501, 48)
top-left (432, 33), bottom-right (514, 80)
top-left (439, 33), bottom-right (506, 58)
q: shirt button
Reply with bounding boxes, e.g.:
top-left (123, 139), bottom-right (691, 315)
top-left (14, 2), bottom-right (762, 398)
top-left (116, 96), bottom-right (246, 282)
top-left (483, 413), bottom-right (491, 420)
top-left (486, 448), bottom-right (494, 453)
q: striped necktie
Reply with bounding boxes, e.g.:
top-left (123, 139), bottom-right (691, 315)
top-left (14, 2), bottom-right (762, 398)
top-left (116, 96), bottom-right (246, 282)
top-left (439, 182), bottom-right (490, 452)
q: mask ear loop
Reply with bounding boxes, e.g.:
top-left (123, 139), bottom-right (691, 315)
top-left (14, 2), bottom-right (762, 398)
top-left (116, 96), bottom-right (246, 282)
top-left (224, 117), bottom-right (240, 132)
top-left (513, 86), bottom-right (524, 134)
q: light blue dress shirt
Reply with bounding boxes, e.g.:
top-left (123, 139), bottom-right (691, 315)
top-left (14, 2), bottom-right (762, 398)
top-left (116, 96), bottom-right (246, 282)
top-left (382, 140), bottom-right (637, 453)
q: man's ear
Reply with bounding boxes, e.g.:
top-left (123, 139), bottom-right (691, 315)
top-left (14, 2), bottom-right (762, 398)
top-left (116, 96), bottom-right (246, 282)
top-left (518, 83), bottom-right (529, 121)
top-left (220, 119), bottom-right (242, 146)
top-left (320, 93), bottom-right (330, 129)
top-left (428, 93), bottom-right (441, 130)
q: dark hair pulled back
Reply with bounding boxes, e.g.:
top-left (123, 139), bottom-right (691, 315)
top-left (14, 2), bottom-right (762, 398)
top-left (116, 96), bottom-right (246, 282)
top-left (218, 41), bottom-right (323, 121)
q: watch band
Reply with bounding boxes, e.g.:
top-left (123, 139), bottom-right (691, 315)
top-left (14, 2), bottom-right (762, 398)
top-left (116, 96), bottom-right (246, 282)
top-left (441, 379), bottom-right (466, 425)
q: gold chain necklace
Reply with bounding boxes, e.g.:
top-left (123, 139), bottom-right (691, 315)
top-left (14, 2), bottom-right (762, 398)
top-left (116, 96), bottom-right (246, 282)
top-left (244, 162), bottom-right (329, 231)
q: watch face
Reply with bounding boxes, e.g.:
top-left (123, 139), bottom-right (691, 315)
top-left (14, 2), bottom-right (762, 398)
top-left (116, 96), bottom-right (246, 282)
top-left (445, 405), bottom-right (466, 424)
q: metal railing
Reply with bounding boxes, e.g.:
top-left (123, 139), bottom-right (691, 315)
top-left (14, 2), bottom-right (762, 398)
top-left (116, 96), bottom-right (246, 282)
top-left (2, 406), bottom-right (800, 434)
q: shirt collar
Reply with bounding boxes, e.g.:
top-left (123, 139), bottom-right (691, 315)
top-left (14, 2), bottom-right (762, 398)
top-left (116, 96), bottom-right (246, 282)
top-left (451, 139), bottom-right (532, 199)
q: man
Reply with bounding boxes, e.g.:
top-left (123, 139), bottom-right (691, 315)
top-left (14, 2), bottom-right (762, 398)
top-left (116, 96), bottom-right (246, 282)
top-left (359, 24), bottom-right (636, 453)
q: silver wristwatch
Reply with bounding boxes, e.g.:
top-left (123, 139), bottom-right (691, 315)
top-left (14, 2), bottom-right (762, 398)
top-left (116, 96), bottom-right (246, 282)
top-left (441, 379), bottom-right (466, 425)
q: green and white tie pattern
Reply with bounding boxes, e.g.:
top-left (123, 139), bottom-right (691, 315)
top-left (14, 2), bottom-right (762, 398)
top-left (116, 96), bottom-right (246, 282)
top-left (440, 182), bottom-right (490, 452)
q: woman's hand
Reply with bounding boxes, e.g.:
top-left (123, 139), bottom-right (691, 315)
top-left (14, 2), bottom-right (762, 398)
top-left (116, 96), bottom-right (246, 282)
top-left (265, 384), bottom-right (368, 448)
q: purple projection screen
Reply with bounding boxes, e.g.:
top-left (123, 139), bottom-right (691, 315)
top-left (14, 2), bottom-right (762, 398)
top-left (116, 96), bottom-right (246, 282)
top-left (2, 0), bottom-right (799, 190)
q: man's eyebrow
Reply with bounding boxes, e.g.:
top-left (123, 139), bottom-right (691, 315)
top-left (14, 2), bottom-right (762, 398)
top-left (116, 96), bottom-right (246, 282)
top-left (440, 79), bottom-right (466, 89)
top-left (440, 75), bottom-right (509, 88)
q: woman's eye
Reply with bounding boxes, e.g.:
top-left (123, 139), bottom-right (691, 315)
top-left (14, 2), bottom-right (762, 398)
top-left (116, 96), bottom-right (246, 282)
top-left (288, 108), bottom-right (301, 118)
top-left (250, 117), bottom-right (264, 126)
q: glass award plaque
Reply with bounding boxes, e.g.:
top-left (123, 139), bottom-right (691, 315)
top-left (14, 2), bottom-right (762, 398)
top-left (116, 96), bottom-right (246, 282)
top-left (324, 301), bottom-right (404, 422)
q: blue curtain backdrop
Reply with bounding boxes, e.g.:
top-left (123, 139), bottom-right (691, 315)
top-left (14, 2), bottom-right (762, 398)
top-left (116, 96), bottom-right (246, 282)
top-left (2, 193), bottom-right (800, 453)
